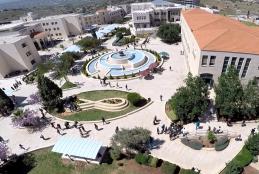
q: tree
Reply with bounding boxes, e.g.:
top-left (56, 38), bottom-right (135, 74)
top-left (215, 66), bottom-right (243, 120)
top-left (245, 133), bottom-right (259, 156)
top-left (0, 89), bottom-right (14, 116)
top-left (224, 162), bottom-right (243, 174)
top-left (169, 73), bottom-right (208, 123)
top-left (242, 78), bottom-right (259, 119)
top-left (157, 23), bottom-right (181, 44)
top-left (0, 142), bottom-right (8, 161)
top-left (37, 76), bottom-right (62, 111)
top-left (111, 127), bottom-right (151, 157)
top-left (116, 32), bottom-right (123, 40)
top-left (91, 31), bottom-right (97, 39)
top-left (76, 37), bottom-right (101, 50)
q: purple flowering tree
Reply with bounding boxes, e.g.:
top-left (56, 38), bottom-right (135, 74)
top-left (12, 109), bottom-right (47, 131)
top-left (0, 142), bottom-right (8, 161)
top-left (27, 92), bottom-right (42, 105)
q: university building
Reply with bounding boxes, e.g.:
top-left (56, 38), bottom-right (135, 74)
top-left (181, 8), bottom-right (259, 85)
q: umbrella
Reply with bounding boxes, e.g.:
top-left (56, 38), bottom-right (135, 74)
top-left (139, 70), bottom-right (150, 77)
top-left (159, 51), bottom-right (169, 58)
top-left (148, 62), bottom-right (158, 71)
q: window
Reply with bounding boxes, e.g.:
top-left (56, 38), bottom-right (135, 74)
top-left (53, 28), bottom-right (56, 30)
top-left (59, 33), bottom-right (62, 36)
top-left (50, 34), bottom-right (53, 36)
top-left (46, 23), bottom-right (49, 25)
top-left (222, 56), bottom-right (229, 73)
top-left (31, 59), bottom-right (36, 65)
top-left (21, 43), bottom-right (27, 48)
top-left (209, 56), bottom-right (216, 66)
top-left (57, 27), bottom-right (60, 30)
top-left (45, 29), bottom-right (48, 31)
top-left (51, 22), bottom-right (54, 25)
top-left (42, 23), bottom-right (45, 26)
top-left (201, 55), bottom-right (208, 66)
top-left (231, 57), bottom-right (237, 66)
top-left (55, 22), bottom-right (58, 24)
top-left (237, 58), bottom-right (244, 73)
top-left (48, 28), bottom-right (51, 31)
top-left (241, 58), bottom-right (251, 78)
top-left (26, 51), bottom-right (31, 57)
top-left (55, 33), bottom-right (58, 36)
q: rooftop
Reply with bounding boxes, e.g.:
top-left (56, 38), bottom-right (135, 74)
top-left (182, 8), bottom-right (259, 55)
top-left (52, 136), bottom-right (102, 160)
top-left (0, 35), bottom-right (28, 44)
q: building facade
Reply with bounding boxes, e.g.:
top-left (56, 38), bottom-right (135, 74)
top-left (33, 14), bottom-right (84, 40)
top-left (0, 35), bottom-right (41, 79)
top-left (181, 8), bottom-right (259, 85)
top-left (131, 0), bottom-right (183, 35)
top-left (175, 0), bottom-right (200, 7)
top-left (83, 6), bottom-right (125, 28)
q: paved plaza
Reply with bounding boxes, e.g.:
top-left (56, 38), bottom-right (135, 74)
top-left (0, 36), bottom-right (258, 174)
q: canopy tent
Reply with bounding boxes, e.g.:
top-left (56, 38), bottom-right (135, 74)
top-left (64, 45), bottom-right (81, 53)
top-left (159, 51), bottom-right (169, 58)
top-left (52, 136), bottom-right (102, 160)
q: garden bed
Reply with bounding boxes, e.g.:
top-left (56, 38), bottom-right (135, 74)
top-left (56, 90), bottom-right (147, 121)
top-left (165, 102), bottom-right (178, 122)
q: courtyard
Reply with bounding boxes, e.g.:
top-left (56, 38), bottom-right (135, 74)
top-left (0, 32), bottom-right (258, 174)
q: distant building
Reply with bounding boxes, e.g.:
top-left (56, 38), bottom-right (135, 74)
top-left (0, 35), bottom-right (41, 79)
top-left (32, 14), bottom-right (84, 40)
top-left (181, 8), bottom-right (259, 85)
top-left (174, 0), bottom-right (200, 7)
top-left (20, 12), bottom-right (39, 22)
top-left (83, 6), bottom-right (126, 28)
top-left (131, 0), bottom-right (183, 35)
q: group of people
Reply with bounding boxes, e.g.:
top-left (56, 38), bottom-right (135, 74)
top-left (155, 116), bottom-right (184, 141)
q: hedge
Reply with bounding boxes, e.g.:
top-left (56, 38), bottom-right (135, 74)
top-left (233, 147), bottom-right (253, 167)
top-left (135, 153), bottom-right (159, 168)
top-left (127, 93), bottom-right (142, 106)
top-left (161, 161), bottom-right (180, 174)
top-left (181, 138), bottom-right (203, 150)
top-left (179, 169), bottom-right (198, 174)
top-left (134, 153), bottom-right (150, 165)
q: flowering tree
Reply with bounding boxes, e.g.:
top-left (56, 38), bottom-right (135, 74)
top-left (0, 143), bottom-right (8, 161)
top-left (27, 92), bottom-right (42, 105)
top-left (12, 109), bottom-right (48, 131)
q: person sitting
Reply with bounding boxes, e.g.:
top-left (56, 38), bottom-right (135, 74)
top-left (241, 120), bottom-right (246, 127)
top-left (64, 122), bottom-right (70, 129)
top-left (235, 134), bottom-right (242, 141)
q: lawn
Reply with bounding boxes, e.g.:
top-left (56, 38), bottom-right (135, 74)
top-left (58, 90), bottom-right (144, 121)
top-left (26, 148), bottom-right (162, 174)
top-left (61, 81), bottom-right (77, 90)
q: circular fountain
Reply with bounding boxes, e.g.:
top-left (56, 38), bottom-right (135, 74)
top-left (86, 49), bottom-right (157, 77)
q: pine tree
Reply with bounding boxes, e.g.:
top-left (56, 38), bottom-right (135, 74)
top-left (37, 76), bottom-right (62, 111)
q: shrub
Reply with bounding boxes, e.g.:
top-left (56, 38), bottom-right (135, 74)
top-left (124, 74), bottom-right (127, 79)
top-left (134, 153), bottom-right (150, 165)
top-left (161, 161), bottom-right (180, 174)
top-left (127, 93), bottom-right (142, 106)
top-left (245, 133), bottom-right (259, 156)
top-left (109, 74), bottom-right (114, 79)
top-left (179, 169), bottom-right (198, 174)
top-left (224, 161), bottom-right (243, 174)
top-left (215, 136), bottom-right (229, 151)
top-left (149, 157), bottom-right (159, 168)
top-left (157, 23), bottom-right (181, 44)
top-left (181, 138), bottom-right (203, 150)
top-left (207, 131), bottom-right (217, 143)
top-left (110, 147), bottom-right (122, 160)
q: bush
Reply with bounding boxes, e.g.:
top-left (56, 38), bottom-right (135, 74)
top-left (134, 153), bottom-right (150, 165)
top-left (157, 23), bottom-right (181, 44)
top-left (215, 136), bottom-right (229, 151)
top-left (181, 138), bottom-right (203, 150)
top-left (127, 93), bottom-right (142, 106)
top-left (149, 157), bottom-right (159, 168)
top-left (207, 131), bottom-right (217, 143)
top-left (245, 133), bottom-right (259, 156)
top-left (179, 169), bottom-right (198, 174)
top-left (110, 147), bottom-right (122, 160)
top-left (224, 161), bottom-right (243, 174)
top-left (161, 161), bottom-right (180, 174)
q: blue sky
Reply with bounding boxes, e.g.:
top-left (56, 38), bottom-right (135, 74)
top-left (0, 0), bottom-right (18, 4)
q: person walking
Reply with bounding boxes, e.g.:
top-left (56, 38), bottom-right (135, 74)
top-left (125, 84), bottom-right (128, 91)
top-left (94, 123), bottom-right (99, 130)
top-left (102, 117), bottom-right (106, 125)
top-left (169, 66), bottom-right (172, 71)
top-left (115, 126), bottom-right (119, 133)
top-left (160, 94), bottom-right (163, 101)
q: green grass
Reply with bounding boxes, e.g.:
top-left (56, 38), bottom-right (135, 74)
top-left (58, 90), bottom-right (143, 121)
top-left (165, 102), bottom-right (178, 121)
top-left (241, 21), bottom-right (259, 27)
top-left (61, 81), bottom-right (77, 89)
top-left (78, 90), bottom-right (129, 101)
top-left (220, 147), bottom-right (253, 174)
